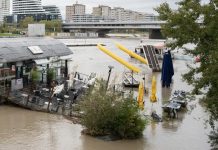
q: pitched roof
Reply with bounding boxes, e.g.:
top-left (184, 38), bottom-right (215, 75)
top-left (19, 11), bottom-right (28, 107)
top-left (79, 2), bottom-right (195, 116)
top-left (0, 37), bottom-right (73, 63)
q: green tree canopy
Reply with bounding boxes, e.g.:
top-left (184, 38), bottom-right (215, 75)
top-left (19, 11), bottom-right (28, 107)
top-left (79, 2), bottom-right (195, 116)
top-left (155, 0), bottom-right (218, 147)
top-left (39, 20), bottom-right (62, 32)
top-left (19, 17), bottom-right (35, 28)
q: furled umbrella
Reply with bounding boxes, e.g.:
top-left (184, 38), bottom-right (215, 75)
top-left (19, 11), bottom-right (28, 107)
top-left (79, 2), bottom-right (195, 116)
top-left (150, 76), bottom-right (157, 103)
top-left (161, 51), bottom-right (174, 87)
top-left (137, 82), bottom-right (144, 110)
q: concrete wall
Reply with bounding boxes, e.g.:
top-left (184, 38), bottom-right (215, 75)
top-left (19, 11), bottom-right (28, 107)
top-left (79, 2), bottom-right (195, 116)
top-left (74, 32), bottom-right (98, 38)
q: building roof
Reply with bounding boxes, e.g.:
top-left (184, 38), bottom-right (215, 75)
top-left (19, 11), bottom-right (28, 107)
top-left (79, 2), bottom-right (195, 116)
top-left (0, 37), bottom-right (73, 63)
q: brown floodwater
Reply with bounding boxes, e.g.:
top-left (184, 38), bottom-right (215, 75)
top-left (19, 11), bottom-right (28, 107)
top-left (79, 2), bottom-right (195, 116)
top-left (0, 38), bottom-right (211, 150)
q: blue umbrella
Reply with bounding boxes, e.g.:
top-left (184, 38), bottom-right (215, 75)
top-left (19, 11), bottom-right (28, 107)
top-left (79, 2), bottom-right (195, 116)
top-left (161, 51), bottom-right (174, 88)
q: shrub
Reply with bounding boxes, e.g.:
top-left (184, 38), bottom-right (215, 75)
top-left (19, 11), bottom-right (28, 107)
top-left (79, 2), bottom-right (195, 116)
top-left (30, 67), bottom-right (40, 91)
top-left (79, 79), bottom-right (147, 139)
top-left (31, 67), bottom-right (40, 83)
top-left (47, 68), bottom-right (55, 85)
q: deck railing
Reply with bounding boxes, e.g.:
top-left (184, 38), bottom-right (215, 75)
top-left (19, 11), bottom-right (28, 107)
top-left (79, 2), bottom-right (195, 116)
top-left (0, 68), bottom-right (16, 79)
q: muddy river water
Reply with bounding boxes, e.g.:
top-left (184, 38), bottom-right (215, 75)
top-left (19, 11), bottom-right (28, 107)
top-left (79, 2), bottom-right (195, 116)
top-left (0, 38), bottom-right (211, 150)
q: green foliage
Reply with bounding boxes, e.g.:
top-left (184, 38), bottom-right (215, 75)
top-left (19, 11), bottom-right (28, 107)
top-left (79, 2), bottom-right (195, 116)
top-left (31, 67), bottom-right (40, 83)
top-left (47, 68), bottom-right (55, 84)
top-left (209, 128), bottom-right (218, 150)
top-left (156, 0), bottom-right (218, 147)
top-left (19, 17), bottom-right (35, 28)
top-left (79, 79), bottom-right (147, 139)
top-left (0, 23), bottom-right (20, 35)
top-left (30, 67), bottom-right (40, 91)
top-left (39, 20), bottom-right (62, 32)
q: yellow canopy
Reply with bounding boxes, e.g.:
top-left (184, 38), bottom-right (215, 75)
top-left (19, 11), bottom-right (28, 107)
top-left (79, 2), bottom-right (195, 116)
top-left (115, 42), bottom-right (148, 65)
top-left (137, 82), bottom-right (144, 110)
top-left (97, 44), bottom-right (140, 73)
top-left (150, 76), bottom-right (157, 103)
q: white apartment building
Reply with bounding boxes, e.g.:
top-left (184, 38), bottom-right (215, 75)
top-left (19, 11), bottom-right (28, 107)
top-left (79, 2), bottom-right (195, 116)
top-left (43, 5), bottom-right (62, 20)
top-left (70, 14), bottom-right (114, 23)
top-left (0, 0), bottom-right (10, 23)
top-left (13, 0), bottom-right (45, 14)
top-left (92, 5), bottom-right (111, 18)
top-left (66, 3), bottom-right (85, 21)
top-left (111, 7), bottom-right (125, 21)
top-left (66, 4), bottom-right (158, 23)
top-left (92, 7), bottom-right (101, 16)
top-left (94, 6), bottom-right (158, 22)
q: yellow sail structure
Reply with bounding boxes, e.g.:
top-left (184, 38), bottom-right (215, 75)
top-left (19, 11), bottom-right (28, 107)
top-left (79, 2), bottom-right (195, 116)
top-left (150, 76), bottom-right (157, 103)
top-left (137, 82), bottom-right (144, 110)
top-left (115, 42), bottom-right (148, 65)
top-left (97, 44), bottom-right (140, 73)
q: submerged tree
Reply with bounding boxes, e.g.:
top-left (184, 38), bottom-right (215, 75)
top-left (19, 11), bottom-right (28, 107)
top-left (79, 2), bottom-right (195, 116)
top-left (30, 67), bottom-right (40, 91)
top-left (155, 0), bottom-right (218, 147)
top-left (79, 79), bottom-right (147, 139)
top-left (47, 68), bottom-right (55, 86)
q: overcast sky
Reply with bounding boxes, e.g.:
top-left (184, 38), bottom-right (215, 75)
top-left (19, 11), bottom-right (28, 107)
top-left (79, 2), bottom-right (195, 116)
top-left (41, 0), bottom-right (182, 19)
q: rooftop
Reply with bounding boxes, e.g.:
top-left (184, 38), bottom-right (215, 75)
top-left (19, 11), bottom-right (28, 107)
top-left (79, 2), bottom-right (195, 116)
top-left (0, 37), bottom-right (73, 63)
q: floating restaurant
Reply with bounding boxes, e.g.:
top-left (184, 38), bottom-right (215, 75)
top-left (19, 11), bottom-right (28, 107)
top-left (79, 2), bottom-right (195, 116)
top-left (0, 37), bottom-right (73, 97)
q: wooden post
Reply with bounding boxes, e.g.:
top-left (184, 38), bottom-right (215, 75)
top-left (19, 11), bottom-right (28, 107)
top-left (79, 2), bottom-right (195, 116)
top-left (26, 95), bottom-right (30, 106)
top-left (106, 66), bottom-right (113, 90)
top-left (64, 60), bottom-right (68, 78)
top-left (131, 70), bottom-right (134, 92)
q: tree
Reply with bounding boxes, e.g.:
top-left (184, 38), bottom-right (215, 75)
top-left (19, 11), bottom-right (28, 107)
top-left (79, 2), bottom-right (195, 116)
top-left (79, 79), bottom-right (147, 139)
top-left (39, 20), bottom-right (62, 32)
top-left (30, 67), bottom-right (40, 91)
top-left (155, 0), bottom-right (218, 147)
top-left (47, 68), bottom-right (55, 86)
top-left (20, 17), bottom-right (34, 28)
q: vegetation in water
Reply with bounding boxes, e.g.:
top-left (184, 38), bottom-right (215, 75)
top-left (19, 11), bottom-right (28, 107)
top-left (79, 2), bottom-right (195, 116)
top-left (47, 68), bottom-right (55, 86)
top-left (79, 79), bottom-right (147, 139)
top-left (155, 0), bottom-right (218, 148)
top-left (30, 67), bottom-right (40, 91)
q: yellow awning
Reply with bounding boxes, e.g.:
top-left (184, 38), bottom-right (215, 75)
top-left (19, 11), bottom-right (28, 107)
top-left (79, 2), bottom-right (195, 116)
top-left (97, 44), bottom-right (140, 73)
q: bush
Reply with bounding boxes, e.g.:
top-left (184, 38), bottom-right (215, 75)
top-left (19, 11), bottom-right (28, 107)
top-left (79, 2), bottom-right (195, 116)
top-left (79, 79), bottom-right (147, 139)
top-left (30, 67), bottom-right (40, 91)
top-left (31, 67), bottom-right (40, 83)
top-left (47, 68), bottom-right (55, 85)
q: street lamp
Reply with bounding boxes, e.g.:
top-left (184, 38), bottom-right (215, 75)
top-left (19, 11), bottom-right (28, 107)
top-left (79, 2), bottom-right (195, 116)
top-left (106, 65), bottom-right (114, 90)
